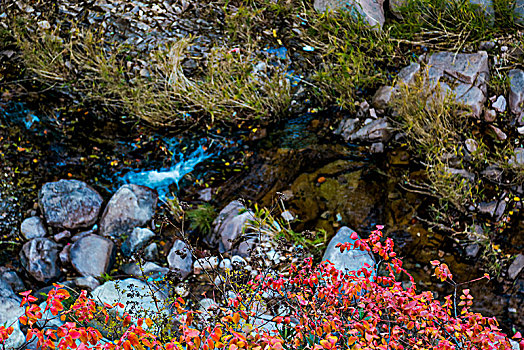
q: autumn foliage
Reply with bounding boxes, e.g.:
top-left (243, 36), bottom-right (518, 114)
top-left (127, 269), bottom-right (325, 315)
top-left (1, 226), bottom-right (522, 350)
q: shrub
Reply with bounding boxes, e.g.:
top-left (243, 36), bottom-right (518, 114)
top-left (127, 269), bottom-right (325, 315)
top-left (1, 226), bottom-right (522, 350)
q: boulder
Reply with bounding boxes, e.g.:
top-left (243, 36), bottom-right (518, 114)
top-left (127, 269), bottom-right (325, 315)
top-left (313, 0), bottom-right (385, 29)
top-left (39, 180), bottom-right (103, 229)
top-left (211, 201), bottom-right (256, 256)
top-left (0, 278), bottom-right (26, 349)
top-left (0, 270), bottom-right (25, 293)
top-left (70, 234), bottom-right (115, 277)
top-left (508, 254), bottom-right (524, 280)
top-left (99, 184), bottom-right (157, 239)
top-left (121, 261), bottom-right (169, 280)
top-left (143, 243), bottom-right (159, 261)
top-left (74, 276), bottom-right (101, 291)
top-left (20, 216), bottom-right (46, 239)
top-left (167, 240), bottom-right (193, 280)
top-left (91, 278), bottom-right (168, 318)
top-left (121, 227), bottom-right (156, 257)
top-left (516, 0), bottom-right (524, 25)
top-left (322, 226), bottom-right (376, 278)
top-left (20, 238), bottom-right (60, 282)
top-left (509, 69), bottom-right (524, 116)
top-left (349, 118), bottom-right (390, 143)
top-left (427, 51), bottom-right (489, 85)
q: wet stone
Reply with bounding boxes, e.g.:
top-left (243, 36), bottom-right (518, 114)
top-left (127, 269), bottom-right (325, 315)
top-left (70, 234), bottom-right (115, 277)
top-left (39, 180), bottom-right (103, 229)
top-left (99, 184), bottom-right (157, 239)
top-left (20, 238), bottom-right (60, 283)
top-left (20, 216), bottom-right (46, 239)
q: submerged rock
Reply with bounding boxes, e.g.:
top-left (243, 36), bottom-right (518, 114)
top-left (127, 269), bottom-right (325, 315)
top-left (313, 0), bottom-right (385, 29)
top-left (39, 179), bottom-right (103, 229)
top-left (20, 216), bottom-right (47, 239)
top-left (322, 226), bottom-right (376, 278)
top-left (20, 238), bottom-right (60, 282)
top-left (99, 184), bottom-right (157, 239)
top-left (70, 234), bottom-right (115, 277)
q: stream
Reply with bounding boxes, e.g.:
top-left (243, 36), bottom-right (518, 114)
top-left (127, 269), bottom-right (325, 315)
top-left (0, 95), bottom-right (522, 334)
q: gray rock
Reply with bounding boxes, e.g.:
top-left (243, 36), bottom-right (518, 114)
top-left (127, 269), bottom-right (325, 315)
top-left (0, 270), bottom-right (25, 293)
top-left (350, 118), bottom-right (390, 142)
top-left (121, 261), bottom-right (169, 280)
top-left (465, 138), bottom-right (478, 153)
top-left (427, 51), bottom-right (489, 85)
top-left (508, 254), bottom-right (524, 279)
top-left (167, 240), bottom-right (193, 280)
top-left (313, 0), bottom-right (385, 29)
top-left (371, 85), bottom-right (394, 109)
top-left (193, 257), bottom-right (219, 275)
top-left (20, 216), bottom-right (46, 239)
top-left (509, 69), bottom-right (524, 116)
top-left (211, 201), bottom-right (256, 255)
top-left (70, 234), bottom-right (115, 277)
top-left (39, 180), bottom-right (103, 229)
top-left (516, 0), bottom-right (524, 24)
top-left (322, 226), bottom-right (376, 278)
top-left (144, 242), bottom-right (159, 261)
top-left (477, 199), bottom-right (507, 220)
top-left (74, 276), bottom-right (101, 291)
top-left (492, 95), bottom-right (507, 113)
top-left (99, 184), bottom-right (157, 239)
top-left (121, 227), bottom-right (156, 257)
top-left (20, 238), bottom-right (60, 282)
top-left (0, 277), bottom-right (24, 324)
top-left (397, 62), bottom-right (421, 86)
top-left (370, 142), bottom-right (384, 153)
top-left (91, 278), bottom-right (168, 318)
top-left (36, 301), bottom-right (65, 329)
top-left (2, 321), bottom-right (25, 350)
top-left (509, 148), bottom-right (524, 166)
top-left (483, 109), bottom-right (497, 122)
top-left (335, 118), bottom-right (360, 142)
top-left (59, 244), bottom-right (71, 265)
top-left (53, 230), bottom-right (71, 242)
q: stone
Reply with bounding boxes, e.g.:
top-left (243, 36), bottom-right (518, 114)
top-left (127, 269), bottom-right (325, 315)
top-left (516, 0), bottom-right (524, 25)
top-left (465, 139), bottom-right (478, 153)
top-left (219, 258), bottom-right (232, 271)
top-left (54, 230), bottom-right (71, 242)
top-left (194, 256), bottom-right (219, 275)
top-left (167, 240), bottom-right (193, 280)
top-left (371, 85), bottom-right (394, 109)
top-left (231, 255), bottom-right (248, 268)
top-left (20, 238), bottom-right (60, 282)
top-left (492, 95), bottom-right (507, 113)
top-left (2, 321), bottom-right (25, 350)
top-left (350, 118), bottom-right (390, 142)
top-left (335, 118), bottom-right (360, 142)
top-left (509, 148), bottom-right (524, 166)
top-left (144, 242), bottom-right (159, 261)
top-left (121, 227), bottom-right (156, 257)
top-left (483, 109), bottom-right (497, 122)
top-left (74, 276), bottom-right (101, 291)
top-left (0, 270), bottom-right (25, 293)
top-left (509, 69), bottom-right (524, 116)
top-left (20, 216), bottom-right (46, 239)
top-left (397, 62), bottom-right (421, 86)
top-left (427, 51), bottom-right (489, 85)
top-left (122, 261), bottom-right (169, 280)
top-left (99, 184), bottom-right (157, 239)
top-left (0, 277), bottom-right (24, 324)
top-left (477, 199), bottom-right (507, 220)
top-left (508, 254), bottom-right (524, 279)
top-left (211, 201), bottom-right (256, 255)
top-left (489, 125), bottom-right (507, 141)
top-left (39, 179), bottom-right (103, 229)
top-left (91, 278), bottom-right (168, 318)
top-left (322, 226), bottom-right (376, 278)
top-left (313, 0), bottom-right (385, 29)
top-left (59, 244), bottom-right (71, 265)
top-left (370, 142), bottom-right (384, 153)
top-left (70, 234), bottom-right (115, 277)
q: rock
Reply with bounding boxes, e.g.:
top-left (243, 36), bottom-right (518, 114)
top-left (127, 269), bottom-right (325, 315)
top-left (91, 278), bottom-right (168, 318)
top-left (397, 62), bottom-right (421, 86)
top-left (74, 276), bottom-right (101, 291)
top-left (322, 226), bottom-right (376, 278)
top-left (509, 148), bottom-right (524, 166)
top-left (371, 85), bottom-right (394, 109)
top-left (370, 142), bottom-right (384, 153)
top-left (427, 51), bottom-right (489, 85)
top-left (194, 257), bottom-right (219, 275)
top-left (54, 230), bottom-right (71, 242)
top-left (70, 234), bottom-right (115, 277)
top-left (492, 95), bottom-right (507, 113)
top-left (516, 0), bottom-right (524, 24)
top-left (465, 139), bottom-right (478, 153)
top-left (335, 118), bottom-right (360, 142)
top-left (144, 242), bottom-right (159, 261)
top-left (0, 277), bottom-right (24, 323)
top-left (39, 180), bottom-right (103, 229)
top-left (483, 109), bottom-right (497, 122)
top-left (211, 201), bottom-right (256, 255)
top-left (509, 69), bottom-right (524, 116)
top-left (59, 244), bottom-right (71, 265)
top-left (0, 270), bottom-right (25, 293)
top-left (313, 0), bottom-right (385, 29)
top-left (489, 125), bottom-right (507, 141)
top-left (167, 240), bottom-right (193, 280)
top-left (350, 118), bottom-right (390, 142)
top-left (508, 254), bottom-right (524, 279)
top-left (219, 258), bottom-right (232, 271)
top-left (477, 199), bottom-right (507, 220)
top-left (2, 321), bottom-right (25, 350)
top-left (122, 261), bottom-right (169, 280)
top-left (121, 227), bottom-right (156, 257)
top-left (20, 216), bottom-right (46, 239)
top-left (36, 301), bottom-right (64, 329)
top-left (231, 255), bottom-right (248, 268)
top-left (20, 238), bottom-right (60, 282)
top-left (99, 184), bottom-right (157, 239)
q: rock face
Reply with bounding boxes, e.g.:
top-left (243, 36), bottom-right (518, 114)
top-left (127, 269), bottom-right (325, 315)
top-left (211, 201), bottom-right (256, 256)
top-left (70, 234), bottom-right (115, 277)
top-left (509, 69), bottom-right (524, 117)
top-left (121, 227), bottom-right (156, 257)
top-left (20, 216), bottom-right (47, 239)
top-left (99, 184), bottom-right (157, 239)
top-left (313, 0), bottom-right (385, 28)
top-left (20, 238), bottom-right (60, 282)
top-left (322, 226), bottom-right (376, 278)
top-left (39, 180), bottom-right (103, 229)
top-left (167, 240), bottom-right (193, 280)
top-left (91, 278), bottom-right (168, 318)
